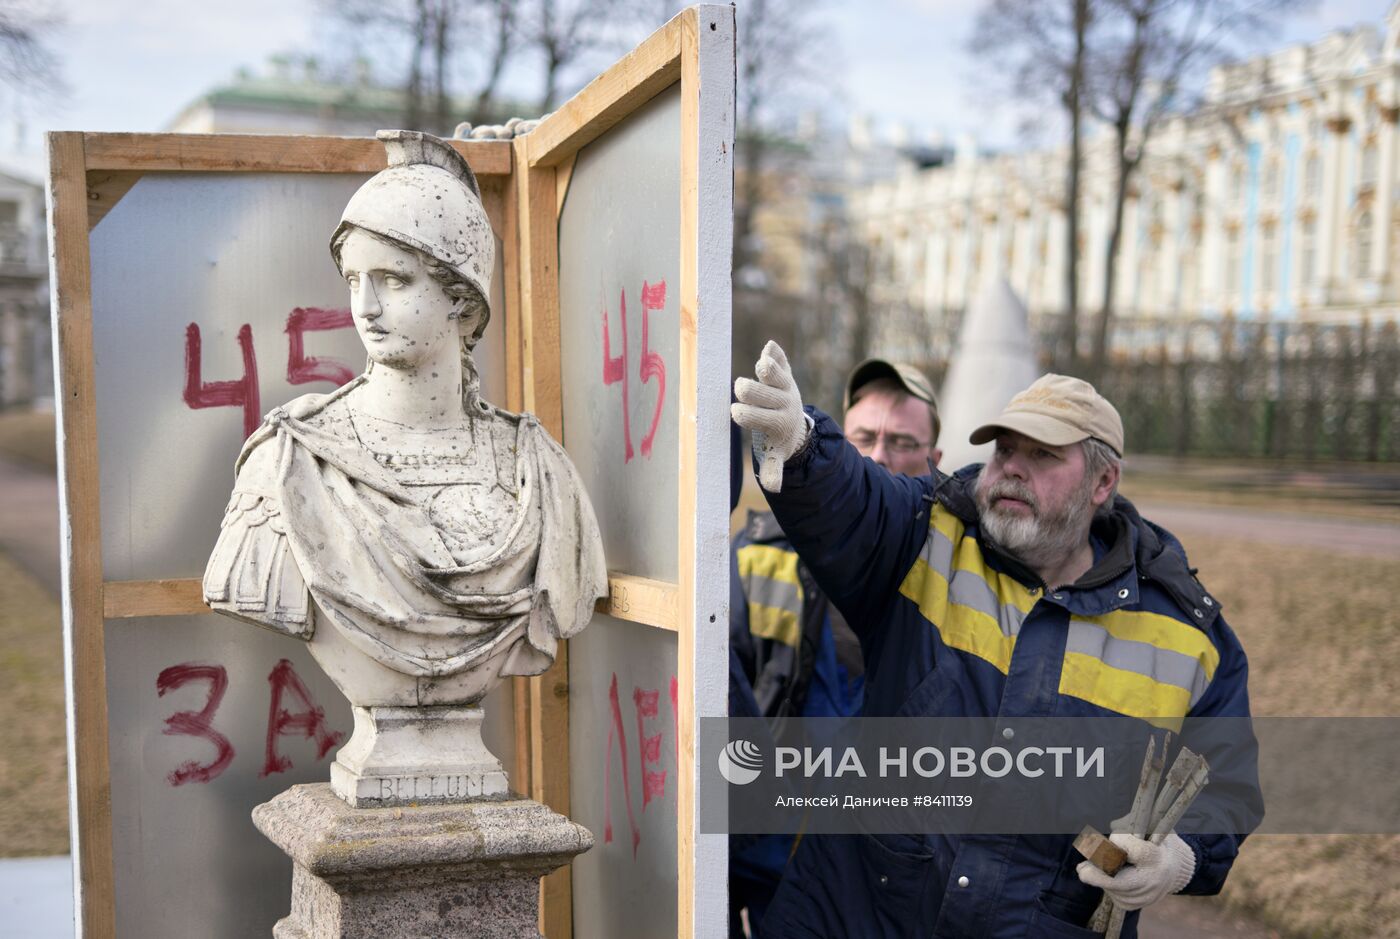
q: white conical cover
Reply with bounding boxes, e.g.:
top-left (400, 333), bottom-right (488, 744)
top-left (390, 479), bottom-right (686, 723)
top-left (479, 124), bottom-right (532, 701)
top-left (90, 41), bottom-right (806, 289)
top-left (937, 279), bottom-right (1041, 472)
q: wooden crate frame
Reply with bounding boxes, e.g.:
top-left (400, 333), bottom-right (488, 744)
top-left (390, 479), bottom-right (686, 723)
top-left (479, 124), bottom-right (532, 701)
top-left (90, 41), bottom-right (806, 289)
top-left (47, 6), bottom-right (732, 937)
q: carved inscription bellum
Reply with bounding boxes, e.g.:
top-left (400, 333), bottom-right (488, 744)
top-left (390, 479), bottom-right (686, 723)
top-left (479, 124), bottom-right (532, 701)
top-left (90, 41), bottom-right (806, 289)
top-left (203, 130), bottom-right (608, 807)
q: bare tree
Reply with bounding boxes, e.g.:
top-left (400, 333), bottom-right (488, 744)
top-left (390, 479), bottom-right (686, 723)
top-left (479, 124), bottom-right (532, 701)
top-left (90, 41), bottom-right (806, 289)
top-left (970, 0), bottom-right (1095, 369)
top-left (0, 0), bottom-right (66, 101)
top-left (522, 0), bottom-right (626, 111)
top-left (1085, 0), bottom-right (1309, 376)
top-left (732, 0), bottom-right (829, 280)
top-left (322, 0), bottom-right (519, 134)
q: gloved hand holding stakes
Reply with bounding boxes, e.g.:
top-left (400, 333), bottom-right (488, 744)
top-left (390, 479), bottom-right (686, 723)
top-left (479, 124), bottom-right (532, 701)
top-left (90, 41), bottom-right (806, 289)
top-left (1076, 831), bottom-right (1196, 912)
top-left (732, 341), bottom-right (810, 493)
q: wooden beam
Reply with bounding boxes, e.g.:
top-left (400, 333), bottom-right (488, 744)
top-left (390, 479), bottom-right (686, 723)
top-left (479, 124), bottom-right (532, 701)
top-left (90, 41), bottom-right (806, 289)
top-left (676, 11), bottom-right (701, 938)
top-left (81, 133), bottom-right (513, 177)
top-left (103, 579), bottom-right (207, 619)
top-left (555, 153), bottom-right (577, 218)
top-left (596, 573), bottom-right (680, 631)
top-left (527, 15), bottom-right (685, 168)
top-left (85, 170), bottom-right (142, 231)
top-left (512, 129), bottom-right (572, 939)
top-left (48, 130), bottom-right (116, 939)
top-left (95, 571), bottom-right (676, 629)
top-left (514, 136), bottom-right (563, 436)
top-left (676, 9), bottom-right (735, 938)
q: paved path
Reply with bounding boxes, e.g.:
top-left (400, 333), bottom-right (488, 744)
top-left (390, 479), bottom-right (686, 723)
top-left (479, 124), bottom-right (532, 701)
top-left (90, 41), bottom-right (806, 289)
top-left (1137, 499), bottom-right (1400, 558)
top-left (0, 455), bottom-right (60, 595)
top-left (0, 856), bottom-right (74, 939)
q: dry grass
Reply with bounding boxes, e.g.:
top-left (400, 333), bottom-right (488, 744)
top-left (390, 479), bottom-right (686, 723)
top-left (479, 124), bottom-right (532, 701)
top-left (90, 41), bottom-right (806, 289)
top-left (0, 549), bottom-right (69, 856)
top-left (0, 409), bottom-right (57, 472)
top-left (1175, 535), bottom-right (1400, 939)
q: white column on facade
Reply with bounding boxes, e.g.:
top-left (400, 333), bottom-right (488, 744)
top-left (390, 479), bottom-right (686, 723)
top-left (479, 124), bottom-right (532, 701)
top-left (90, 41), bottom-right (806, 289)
top-left (922, 230), bottom-right (940, 317)
top-left (1047, 208), bottom-right (1068, 315)
top-left (1318, 90), bottom-right (1351, 300)
top-left (1161, 182), bottom-right (1184, 318)
top-left (1120, 192), bottom-right (1142, 317)
top-left (951, 210), bottom-right (969, 310)
top-left (1201, 144), bottom-right (1226, 310)
top-left (1371, 94), bottom-right (1397, 288)
top-left (1015, 208), bottom-right (1034, 302)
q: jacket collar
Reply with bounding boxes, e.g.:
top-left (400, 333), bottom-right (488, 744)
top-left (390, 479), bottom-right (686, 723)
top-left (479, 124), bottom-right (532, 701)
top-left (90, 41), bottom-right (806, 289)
top-left (933, 464), bottom-right (1220, 629)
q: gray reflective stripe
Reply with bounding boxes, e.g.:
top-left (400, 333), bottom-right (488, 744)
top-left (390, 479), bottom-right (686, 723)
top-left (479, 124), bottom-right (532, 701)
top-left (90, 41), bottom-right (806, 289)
top-left (743, 573), bottom-right (802, 615)
top-left (947, 567), bottom-right (1028, 638)
top-left (917, 525), bottom-right (955, 577)
top-left (1067, 618), bottom-right (1209, 706)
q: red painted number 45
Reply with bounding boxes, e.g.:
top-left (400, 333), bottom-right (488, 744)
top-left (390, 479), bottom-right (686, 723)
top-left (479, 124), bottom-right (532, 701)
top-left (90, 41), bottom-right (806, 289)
top-left (602, 280), bottom-right (668, 462)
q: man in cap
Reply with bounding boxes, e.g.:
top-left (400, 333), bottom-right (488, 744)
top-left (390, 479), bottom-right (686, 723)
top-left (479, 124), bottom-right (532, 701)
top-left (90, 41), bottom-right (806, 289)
top-left (728, 358), bottom-right (942, 936)
top-left (730, 342), bottom-right (1261, 938)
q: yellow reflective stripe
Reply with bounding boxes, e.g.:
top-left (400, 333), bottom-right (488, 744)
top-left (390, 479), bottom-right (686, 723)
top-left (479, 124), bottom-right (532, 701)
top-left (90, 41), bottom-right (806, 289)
top-left (736, 543), bottom-right (802, 587)
top-left (930, 506), bottom-right (1038, 615)
top-left (738, 543), bottom-right (804, 648)
top-left (899, 554), bottom-right (1016, 674)
top-left (747, 602), bottom-right (801, 647)
top-left (1090, 608), bottom-right (1220, 682)
top-left (930, 506), bottom-right (966, 553)
top-left (1059, 651), bottom-right (1192, 731)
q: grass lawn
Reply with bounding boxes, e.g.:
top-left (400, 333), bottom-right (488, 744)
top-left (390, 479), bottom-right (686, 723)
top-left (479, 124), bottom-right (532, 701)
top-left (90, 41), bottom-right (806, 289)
top-left (0, 409), bottom-right (57, 472)
top-left (1141, 534), bottom-right (1400, 939)
top-left (0, 549), bottom-right (69, 856)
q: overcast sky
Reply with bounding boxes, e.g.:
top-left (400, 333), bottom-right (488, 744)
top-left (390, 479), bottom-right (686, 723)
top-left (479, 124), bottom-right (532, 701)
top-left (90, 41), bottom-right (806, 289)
top-left (3, 0), bottom-right (1391, 178)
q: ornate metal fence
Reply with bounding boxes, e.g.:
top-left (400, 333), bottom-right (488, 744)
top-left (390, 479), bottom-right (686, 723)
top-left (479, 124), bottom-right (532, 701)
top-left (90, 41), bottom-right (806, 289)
top-left (1043, 315), bottom-right (1400, 462)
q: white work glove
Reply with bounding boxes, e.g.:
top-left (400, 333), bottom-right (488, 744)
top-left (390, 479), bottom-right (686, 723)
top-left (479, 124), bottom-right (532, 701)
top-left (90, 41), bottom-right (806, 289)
top-left (731, 340), bottom-right (810, 493)
top-left (1076, 832), bottom-right (1196, 911)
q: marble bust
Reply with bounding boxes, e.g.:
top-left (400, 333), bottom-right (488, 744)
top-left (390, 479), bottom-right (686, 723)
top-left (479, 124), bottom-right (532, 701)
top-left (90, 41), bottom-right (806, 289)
top-left (203, 130), bottom-right (608, 806)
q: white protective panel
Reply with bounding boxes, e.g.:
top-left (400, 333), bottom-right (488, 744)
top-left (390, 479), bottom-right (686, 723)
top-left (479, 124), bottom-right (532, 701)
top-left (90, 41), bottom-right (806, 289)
top-left (88, 173), bottom-right (507, 582)
top-left (568, 614), bottom-right (679, 938)
top-left (558, 85), bottom-right (685, 939)
top-left (558, 88), bottom-right (682, 583)
top-left (82, 170), bottom-right (514, 938)
top-left (104, 615), bottom-right (517, 938)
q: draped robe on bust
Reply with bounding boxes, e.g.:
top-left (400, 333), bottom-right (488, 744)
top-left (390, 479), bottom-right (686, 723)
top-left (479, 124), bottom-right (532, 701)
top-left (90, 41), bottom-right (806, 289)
top-left (203, 379), bottom-right (607, 679)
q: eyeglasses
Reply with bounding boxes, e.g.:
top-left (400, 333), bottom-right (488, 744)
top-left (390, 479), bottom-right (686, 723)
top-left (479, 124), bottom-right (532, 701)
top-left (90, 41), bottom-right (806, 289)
top-left (847, 430), bottom-right (930, 455)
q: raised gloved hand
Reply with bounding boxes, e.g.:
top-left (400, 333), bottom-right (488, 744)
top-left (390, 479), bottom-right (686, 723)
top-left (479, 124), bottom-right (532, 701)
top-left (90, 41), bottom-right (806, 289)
top-left (731, 341), bottom-right (809, 493)
top-left (1076, 832), bottom-right (1196, 911)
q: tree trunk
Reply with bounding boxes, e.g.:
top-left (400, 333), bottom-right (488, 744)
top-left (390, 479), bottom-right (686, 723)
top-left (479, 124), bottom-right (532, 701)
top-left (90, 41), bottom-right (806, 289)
top-left (1063, 0), bottom-right (1089, 371)
top-left (404, 0), bottom-right (430, 130)
top-left (1093, 136), bottom-right (1134, 379)
top-left (541, 51), bottom-right (561, 111)
top-left (473, 0), bottom-right (515, 122)
top-left (733, 131), bottom-right (765, 275)
top-left (432, 0), bottom-right (451, 136)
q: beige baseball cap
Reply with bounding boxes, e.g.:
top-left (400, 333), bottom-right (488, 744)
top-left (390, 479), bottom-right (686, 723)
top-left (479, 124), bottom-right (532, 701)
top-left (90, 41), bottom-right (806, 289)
top-left (844, 358), bottom-right (942, 441)
top-left (969, 374), bottom-right (1124, 457)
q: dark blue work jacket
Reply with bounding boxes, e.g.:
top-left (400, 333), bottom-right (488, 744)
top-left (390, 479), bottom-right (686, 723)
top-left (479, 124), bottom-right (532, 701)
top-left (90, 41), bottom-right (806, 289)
top-left (731, 511), bottom-right (865, 907)
top-left (760, 410), bottom-right (1263, 939)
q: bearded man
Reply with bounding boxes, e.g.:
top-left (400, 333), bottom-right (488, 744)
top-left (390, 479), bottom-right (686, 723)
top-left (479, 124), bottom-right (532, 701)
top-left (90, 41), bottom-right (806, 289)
top-left (730, 342), bottom-right (1262, 939)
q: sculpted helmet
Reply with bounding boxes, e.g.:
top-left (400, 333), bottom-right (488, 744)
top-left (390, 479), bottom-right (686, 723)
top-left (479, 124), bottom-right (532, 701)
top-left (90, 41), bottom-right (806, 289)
top-left (331, 130), bottom-right (495, 338)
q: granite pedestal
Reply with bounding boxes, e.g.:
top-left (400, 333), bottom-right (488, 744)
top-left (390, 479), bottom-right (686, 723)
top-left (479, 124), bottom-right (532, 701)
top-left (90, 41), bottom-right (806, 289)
top-left (253, 784), bottom-right (592, 939)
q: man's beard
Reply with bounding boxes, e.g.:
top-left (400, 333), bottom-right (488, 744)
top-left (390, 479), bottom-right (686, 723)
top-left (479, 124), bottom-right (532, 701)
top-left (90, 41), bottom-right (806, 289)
top-left (974, 469), bottom-right (1095, 574)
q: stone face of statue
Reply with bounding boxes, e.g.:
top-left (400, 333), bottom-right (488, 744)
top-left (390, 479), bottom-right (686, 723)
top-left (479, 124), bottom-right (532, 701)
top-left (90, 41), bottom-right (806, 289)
top-left (203, 130), bottom-right (607, 806)
top-left (342, 229), bottom-right (468, 371)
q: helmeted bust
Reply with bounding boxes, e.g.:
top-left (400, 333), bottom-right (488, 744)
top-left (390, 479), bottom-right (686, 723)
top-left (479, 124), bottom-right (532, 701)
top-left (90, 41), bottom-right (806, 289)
top-left (203, 130), bottom-right (607, 806)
